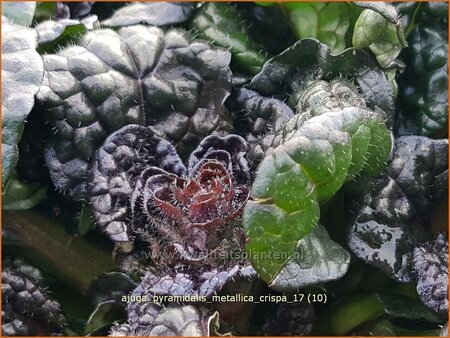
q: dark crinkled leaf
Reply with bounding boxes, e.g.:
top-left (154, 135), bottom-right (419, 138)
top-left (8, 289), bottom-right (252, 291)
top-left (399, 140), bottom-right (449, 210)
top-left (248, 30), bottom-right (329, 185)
top-left (85, 300), bottom-right (127, 336)
top-left (376, 292), bottom-right (444, 323)
top-left (2, 263), bottom-right (65, 336)
top-left (110, 297), bottom-right (217, 336)
top-left (227, 88), bottom-right (294, 140)
top-left (190, 2), bottom-right (268, 75)
top-left (2, 174), bottom-right (47, 210)
top-left (396, 18), bottom-right (448, 137)
top-left (2, 2), bottom-right (36, 26)
top-left (269, 224), bottom-right (350, 291)
top-left (37, 26), bottom-right (233, 199)
top-left (413, 233), bottom-right (448, 315)
top-left (2, 18), bottom-right (44, 185)
top-left (139, 263), bottom-right (256, 298)
top-left (347, 136), bottom-right (448, 282)
top-left (226, 88), bottom-right (294, 163)
top-left (353, 9), bottom-right (404, 68)
top-left (102, 2), bottom-right (195, 27)
top-left (87, 125), bottom-right (186, 242)
top-left (281, 2), bottom-right (354, 53)
top-left (244, 79), bottom-right (391, 282)
top-left (250, 39), bottom-right (395, 119)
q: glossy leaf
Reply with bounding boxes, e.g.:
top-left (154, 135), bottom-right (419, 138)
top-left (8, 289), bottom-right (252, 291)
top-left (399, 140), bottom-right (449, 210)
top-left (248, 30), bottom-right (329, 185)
top-left (347, 136), bottom-right (448, 281)
top-left (2, 18), bottom-right (44, 185)
top-left (102, 2), bottom-right (195, 27)
top-left (269, 224), bottom-right (350, 291)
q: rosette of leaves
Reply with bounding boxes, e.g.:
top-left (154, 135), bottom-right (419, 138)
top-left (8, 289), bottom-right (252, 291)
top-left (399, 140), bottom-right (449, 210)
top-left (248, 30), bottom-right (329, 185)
top-left (37, 25), bottom-right (233, 200)
top-left (395, 2), bottom-right (448, 137)
top-left (2, 258), bottom-right (66, 336)
top-left (413, 233), bottom-right (448, 316)
top-left (347, 136), bottom-right (448, 282)
top-left (243, 77), bottom-right (391, 285)
top-left (86, 125), bottom-right (252, 271)
top-left (84, 126), bottom-right (256, 335)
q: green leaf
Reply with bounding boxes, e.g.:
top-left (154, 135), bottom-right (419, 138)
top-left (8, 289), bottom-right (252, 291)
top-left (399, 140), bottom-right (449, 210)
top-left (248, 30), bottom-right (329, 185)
top-left (281, 2), bottom-right (354, 53)
top-left (190, 2), bottom-right (268, 75)
top-left (244, 78), bottom-right (391, 282)
top-left (353, 1), bottom-right (407, 48)
top-left (2, 18), bottom-right (44, 185)
top-left (36, 19), bottom-right (90, 54)
top-left (2, 174), bottom-right (47, 210)
top-left (269, 224), bottom-right (350, 291)
top-left (2, 2), bottom-right (36, 26)
top-left (85, 300), bottom-right (126, 336)
top-left (353, 9), bottom-right (404, 68)
top-left (33, 2), bottom-right (57, 23)
top-left (376, 292), bottom-right (444, 323)
top-left (102, 2), bottom-right (195, 27)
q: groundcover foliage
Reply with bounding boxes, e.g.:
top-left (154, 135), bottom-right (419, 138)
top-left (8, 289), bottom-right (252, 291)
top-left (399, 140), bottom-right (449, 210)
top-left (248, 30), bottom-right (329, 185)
top-left (1, 2), bottom-right (448, 336)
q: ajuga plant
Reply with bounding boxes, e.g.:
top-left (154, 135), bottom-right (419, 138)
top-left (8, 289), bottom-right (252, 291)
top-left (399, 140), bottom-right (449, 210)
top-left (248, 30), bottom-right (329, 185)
top-left (2, 2), bottom-right (448, 337)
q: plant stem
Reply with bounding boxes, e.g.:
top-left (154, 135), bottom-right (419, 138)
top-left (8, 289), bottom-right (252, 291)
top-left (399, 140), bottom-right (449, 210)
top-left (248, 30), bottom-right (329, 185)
top-left (3, 210), bottom-right (115, 294)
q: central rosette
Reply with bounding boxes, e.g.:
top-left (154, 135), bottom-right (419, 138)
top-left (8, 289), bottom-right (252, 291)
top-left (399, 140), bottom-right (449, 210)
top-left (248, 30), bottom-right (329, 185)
top-left (149, 160), bottom-right (248, 230)
top-left (131, 157), bottom-right (250, 265)
top-left (87, 126), bottom-right (251, 268)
